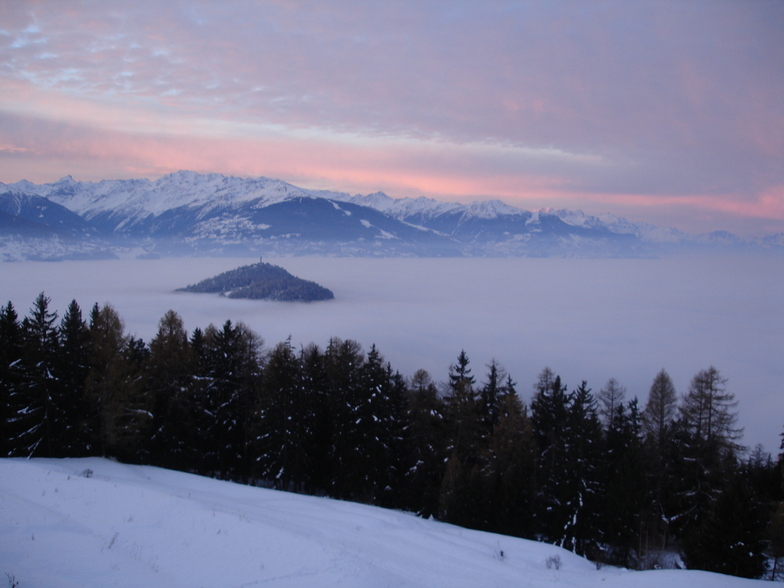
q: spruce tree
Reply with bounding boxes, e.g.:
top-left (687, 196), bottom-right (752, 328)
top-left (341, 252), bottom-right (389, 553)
top-left (560, 381), bottom-right (604, 556)
top-left (443, 350), bottom-right (481, 461)
top-left (324, 337), bottom-right (365, 499)
top-left (439, 351), bottom-right (484, 528)
top-left (483, 384), bottom-right (537, 538)
top-left (683, 472), bottom-right (769, 579)
top-left (299, 342), bottom-right (331, 494)
top-left (13, 293), bottom-right (60, 457)
top-left (55, 299), bottom-right (93, 456)
top-left (601, 399), bottom-right (649, 567)
top-left (480, 359), bottom-right (504, 431)
top-left (200, 320), bottom-right (262, 482)
top-left (402, 369), bottom-right (447, 517)
top-left (530, 367), bottom-right (571, 544)
top-left (769, 501), bottom-right (784, 581)
top-left (255, 338), bottom-right (312, 491)
top-left (147, 310), bottom-right (196, 471)
top-left (0, 301), bottom-right (23, 457)
top-left (187, 326), bottom-right (213, 476)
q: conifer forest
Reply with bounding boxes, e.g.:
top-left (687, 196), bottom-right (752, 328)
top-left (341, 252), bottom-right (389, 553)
top-left (2, 293), bottom-right (782, 580)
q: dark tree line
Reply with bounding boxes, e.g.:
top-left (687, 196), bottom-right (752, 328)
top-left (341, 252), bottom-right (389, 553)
top-left (1, 293), bottom-right (781, 579)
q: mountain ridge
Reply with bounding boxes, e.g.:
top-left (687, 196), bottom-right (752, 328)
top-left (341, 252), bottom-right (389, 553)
top-left (0, 171), bottom-right (780, 261)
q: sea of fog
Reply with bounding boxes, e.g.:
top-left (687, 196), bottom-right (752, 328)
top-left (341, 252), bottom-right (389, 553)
top-left (2, 255), bottom-right (782, 453)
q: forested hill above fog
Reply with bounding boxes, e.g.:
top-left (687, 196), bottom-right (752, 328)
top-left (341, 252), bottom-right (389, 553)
top-left (1, 171), bottom-right (782, 260)
top-left (177, 261), bottom-right (334, 302)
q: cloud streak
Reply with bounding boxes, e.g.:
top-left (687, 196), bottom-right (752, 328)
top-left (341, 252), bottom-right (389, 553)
top-left (0, 0), bottom-right (782, 235)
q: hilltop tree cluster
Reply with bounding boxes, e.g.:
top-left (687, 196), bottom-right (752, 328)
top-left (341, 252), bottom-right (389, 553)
top-left (176, 261), bottom-right (334, 301)
top-left (1, 293), bottom-right (781, 579)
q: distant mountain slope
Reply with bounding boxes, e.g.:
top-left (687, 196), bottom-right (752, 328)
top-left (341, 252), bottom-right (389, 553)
top-left (1, 171), bottom-right (781, 260)
top-left (0, 190), bottom-right (96, 237)
top-left (177, 261), bottom-right (334, 301)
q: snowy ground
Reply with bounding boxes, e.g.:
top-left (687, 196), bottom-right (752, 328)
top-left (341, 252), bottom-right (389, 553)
top-left (0, 458), bottom-right (767, 587)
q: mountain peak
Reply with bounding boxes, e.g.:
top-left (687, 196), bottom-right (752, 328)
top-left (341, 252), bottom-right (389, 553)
top-left (463, 199), bottom-right (522, 219)
top-left (3, 170), bottom-right (778, 260)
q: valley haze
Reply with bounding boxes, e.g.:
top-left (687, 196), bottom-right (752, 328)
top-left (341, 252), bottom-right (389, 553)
top-left (1, 254), bottom-right (781, 455)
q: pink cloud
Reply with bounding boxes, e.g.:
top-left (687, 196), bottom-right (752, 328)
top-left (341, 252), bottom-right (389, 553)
top-left (1, 1), bottom-right (782, 237)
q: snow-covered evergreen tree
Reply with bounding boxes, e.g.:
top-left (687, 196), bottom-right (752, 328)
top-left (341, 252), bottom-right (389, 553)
top-left (560, 381), bottom-right (604, 555)
top-left (402, 369), bottom-right (446, 518)
top-left (55, 299), bottom-right (93, 456)
top-left (439, 351), bottom-right (485, 528)
top-left (0, 301), bottom-right (24, 457)
top-left (255, 338), bottom-right (313, 491)
top-left (482, 381), bottom-right (537, 538)
top-left (147, 310), bottom-right (197, 471)
top-left (199, 320), bottom-right (262, 482)
top-left (12, 293), bottom-right (60, 457)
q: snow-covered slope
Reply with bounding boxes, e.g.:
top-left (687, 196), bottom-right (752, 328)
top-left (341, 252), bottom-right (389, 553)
top-left (3, 171), bottom-right (316, 220)
top-left (541, 208), bottom-right (693, 244)
top-left (0, 458), bottom-right (765, 588)
top-left (344, 192), bottom-right (465, 220)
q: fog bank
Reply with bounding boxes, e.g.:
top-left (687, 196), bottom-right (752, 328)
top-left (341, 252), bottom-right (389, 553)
top-left (2, 255), bottom-right (781, 453)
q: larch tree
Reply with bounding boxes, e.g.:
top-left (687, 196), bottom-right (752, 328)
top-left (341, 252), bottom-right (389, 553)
top-left (641, 369), bottom-right (679, 550)
top-left (598, 377), bottom-right (626, 432)
top-left (642, 369), bottom-right (678, 450)
top-left (86, 303), bottom-right (151, 462)
top-left (672, 367), bottom-right (743, 541)
top-left (680, 366), bottom-right (742, 454)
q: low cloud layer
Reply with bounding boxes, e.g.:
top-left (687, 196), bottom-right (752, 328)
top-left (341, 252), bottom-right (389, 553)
top-left (1, 1), bottom-right (783, 235)
top-left (2, 255), bottom-right (782, 453)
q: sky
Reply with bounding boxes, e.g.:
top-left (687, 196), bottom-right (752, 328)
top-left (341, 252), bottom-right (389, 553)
top-left (1, 1), bottom-right (783, 237)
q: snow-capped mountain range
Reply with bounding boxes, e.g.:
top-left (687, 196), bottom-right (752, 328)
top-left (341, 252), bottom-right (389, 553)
top-left (0, 171), bottom-right (780, 261)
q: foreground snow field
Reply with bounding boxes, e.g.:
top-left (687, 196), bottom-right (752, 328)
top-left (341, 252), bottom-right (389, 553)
top-left (0, 459), bottom-right (766, 588)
